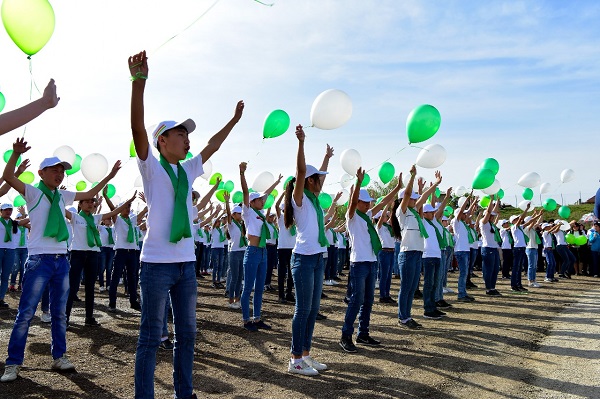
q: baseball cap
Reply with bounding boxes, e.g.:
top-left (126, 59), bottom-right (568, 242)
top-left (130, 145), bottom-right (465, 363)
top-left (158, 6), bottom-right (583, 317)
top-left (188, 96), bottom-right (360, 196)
top-left (39, 157), bottom-right (72, 171)
top-left (1, 203), bottom-right (13, 210)
top-left (374, 210), bottom-right (383, 219)
top-left (441, 216), bottom-right (449, 221)
top-left (399, 189), bottom-right (419, 200)
top-left (232, 205), bottom-right (242, 214)
top-left (305, 164), bottom-right (328, 178)
top-left (423, 203), bottom-right (437, 213)
top-left (509, 215), bottom-right (519, 224)
top-left (249, 192), bottom-right (267, 202)
top-left (524, 216), bottom-right (532, 223)
top-left (541, 223), bottom-right (551, 229)
top-left (150, 119), bottom-right (196, 148)
top-left (358, 189), bottom-right (374, 203)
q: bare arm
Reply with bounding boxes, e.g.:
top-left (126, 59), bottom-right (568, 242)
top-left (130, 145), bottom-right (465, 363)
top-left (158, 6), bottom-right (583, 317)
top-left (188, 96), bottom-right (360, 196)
top-left (101, 191), bottom-right (137, 221)
top-left (318, 144), bottom-right (334, 185)
top-left (371, 173), bottom-right (403, 215)
top-left (239, 162), bottom-right (249, 207)
top-left (435, 187), bottom-right (453, 220)
top-left (264, 174), bottom-right (283, 197)
top-left (400, 165), bottom-right (417, 213)
top-left (2, 138), bottom-right (30, 195)
top-left (224, 191), bottom-right (232, 225)
top-left (275, 193), bottom-right (285, 218)
top-left (197, 178), bottom-right (221, 210)
top-left (348, 168), bottom-right (365, 219)
top-left (129, 51), bottom-right (150, 161)
top-left (200, 101), bottom-right (244, 162)
top-left (293, 125), bottom-right (306, 206)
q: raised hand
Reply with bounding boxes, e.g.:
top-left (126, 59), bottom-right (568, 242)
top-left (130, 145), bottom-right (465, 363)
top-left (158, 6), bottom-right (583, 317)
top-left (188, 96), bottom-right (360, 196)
top-left (138, 192), bottom-right (146, 203)
top-left (356, 167), bottom-right (365, 183)
top-left (42, 79), bottom-right (60, 109)
top-left (223, 191), bottom-right (230, 202)
top-left (325, 144), bottom-right (334, 159)
top-left (108, 161), bottom-right (122, 178)
top-left (334, 191), bottom-right (343, 203)
top-left (434, 170), bottom-right (442, 185)
top-left (128, 51), bottom-right (148, 79)
top-left (446, 187), bottom-right (453, 197)
top-left (239, 162), bottom-right (247, 173)
top-left (16, 159), bottom-right (30, 174)
top-left (295, 125), bottom-right (305, 142)
top-left (12, 138), bottom-right (30, 155)
top-left (233, 101), bottom-right (245, 122)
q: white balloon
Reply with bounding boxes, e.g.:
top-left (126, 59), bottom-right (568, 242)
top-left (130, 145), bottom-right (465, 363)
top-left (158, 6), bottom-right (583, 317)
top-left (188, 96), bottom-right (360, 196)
top-left (517, 172), bottom-right (541, 188)
top-left (134, 175), bottom-right (143, 188)
top-left (482, 179), bottom-right (501, 195)
top-left (340, 174), bottom-right (353, 189)
top-left (340, 149), bottom-right (361, 175)
top-left (457, 197), bottom-right (467, 207)
top-left (200, 159), bottom-right (213, 180)
top-left (252, 171), bottom-right (274, 192)
top-left (337, 189), bottom-right (350, 205)
top-left (111, 195), bottom-right (121, 205)
top-left (540, 182), bottom-right (552, 194)
top-left (81, 153), bottom-right (108, 183)
top-left (6, 188), bottom-right (18, 202)
top-left (415, 144), bottom-right (447, 169)
top-left (560, 169), bottom-right (575, 183)
top-left (402, 174), bottom-right (423, 187)
top-left (518, 200), bottom-right (531, 211)
top-left (53, 145), bottom-right (76, 165)
top-left (310, 89), bottom-right (353, 130)
top-left (455, 186), bottom-right (468, 197)
top-left (559, 220), bottom-right (570, 231)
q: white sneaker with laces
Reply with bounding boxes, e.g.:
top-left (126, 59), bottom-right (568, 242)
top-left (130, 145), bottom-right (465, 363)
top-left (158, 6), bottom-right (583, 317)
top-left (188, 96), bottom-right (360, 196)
top-left (1, 365), bottom-right (20, 383)
top-left (303, 356), bottom-right (327, 371)
top-left (51, 356), bottom-right (75, 371)
top-left (544, 278), bottom-right (553, 283)
top-left (287, 359), bottom-right (318, 376)
top-left (324, 280), bottom-right (334, 286)
top-left (528, 281), bottom-right (541, 288)
top-left (443, 287), bottom-right (455, 294)
top-left (41, 311), bottom-right (51, 323)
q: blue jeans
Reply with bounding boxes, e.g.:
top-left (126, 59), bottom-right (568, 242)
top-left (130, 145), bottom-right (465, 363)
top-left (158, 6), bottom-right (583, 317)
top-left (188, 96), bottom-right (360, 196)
top-left (469, 248), bottom-right (477, 275)
top-left (210, 247), bottom-right (225, 283)
top-left (109, 249), bottom-right (140, 308)
top-left (241, 246), bottom-right (267, 322)
top-left (265, 244), bottom-right (278, 286)
top-left (454, 251), bottom-right (470, 298)
top-left (0, 248), bottom-right (16, 301)
top-left (227, 250), bottom-right (245, 299)
top-left (325, 246), bottom-right (338, 280)
top-left (393, 241), bottom-right (400, 275)
top-left (6, 254), bottom-right (70, 365)
top-left (66, 250), bottom-right (99, 321)
top-left (202, 246), bottom-right (211, 272)
top-left (526, 247), bottom-right (538, 281)
top-left (512, 247), bottom-right (526, 288)
top-left (377, 250), bottom-right (394, 298)
top-left (342, 261), bottom-right (377, 337)
top-left (435, 249), bottom-right (449, 302)
top-left (290, 252), bottom-right (324, 355)
top-left (278, 248), bottom-right (294, 299)
top-left (337, 248), bottom-right (347, 274)
top-left (98, 246), bottom-right (115, 288)
top-left (481, 247), bottom-right (500, 290)
top-left (135, 261), bottom-right (197, 399)
top-left (194, 242), bottom-right (204, 275)
top-left (544, 249), bottom-right (556, 278)
top-left (10, 248), bottom-right (28, 286)
top-left (422, 257), bottom-right (441, 313)
top-left (555, 244), bottom-right (575, 275)
top-left (397, 251), bottom-right (422, 321)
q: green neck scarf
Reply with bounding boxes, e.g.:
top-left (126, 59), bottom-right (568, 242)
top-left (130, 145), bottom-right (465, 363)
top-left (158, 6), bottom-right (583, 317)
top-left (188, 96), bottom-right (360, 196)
top-left (441, 224), bottom-right (454, 247)
top-left (1, 218), bottom-right (12, 243)
top-left (251, 207), bottom-right (271, 248)
top-left (121, 215), bottom-right (135, 243)
top-left (79, 211), bottom-right (102, 247)
top-left (159, 154), bottom-right (192, 243)
top-left (329, 228), bottom-right (337, 244)
top-left (535, 230), bottom-right (542, 245)
top-left (106, 227), bottom-right (115, 245)
top-left (197, 228), bottom-right (204, 238)
top-left (232, 219), bottom-right (249, 247)
top-left (408, 207), bottom-right (429, 238)
top-left (425, 219), bottom-right (446, 250)
top-left (18, 226), bottom-right (26, 246)
top-left (507, 228), bottom-right (514, 245)
top-left (355, 210), bottom-right (382, 255)
top-left (518, 226), bottom-right (529, 244)
top-left (216, 226), bottom-right (226, 242)
top-left (206, 230), bottom-right (211, 242)
top-left (289, 224), bottom-right (297, 236)
top-left (490, 223), bottom-right (502, 244)
top-left (342, 234), bottom-right (348, 247)
top-left (268, 222), bottom-right (279, 239)
top-left (461, 221), bottom-right (475, 244)
top-left (38, 181), bottom-right (70, 242)
top-left (303, 189), bottom-right (329, 247)
top-left (382, 222), bottom-right (394, 238)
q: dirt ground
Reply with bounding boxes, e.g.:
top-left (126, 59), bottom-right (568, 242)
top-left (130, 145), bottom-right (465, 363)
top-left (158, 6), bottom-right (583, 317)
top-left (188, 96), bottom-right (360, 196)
top-left (1, 270), bottom-right (598, 399)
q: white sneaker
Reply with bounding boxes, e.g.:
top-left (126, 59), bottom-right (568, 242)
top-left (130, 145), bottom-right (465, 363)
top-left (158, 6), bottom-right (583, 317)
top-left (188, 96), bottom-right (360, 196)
top-left (303, 356), bottom-right (327, 371)
top-left (443, 287), bottom-right (455, 294)
top-left (544, 278), bottom-right (553, 283)
top-left (51, 356), bottom-right (75, 371)
top-left (324, 280), bottom-right (334, 286)
top-left (330, 280), bottom-right (339, 286)
top-left (1, 365), bottom-right (20, 383)
top-left (528, 281), bottom-right (541, 288)
top-left (287, 359), bottom-right (318, 376)
top-left (99, 286), bottom-right (106, 293)
top-left (41, 311), bottom-right (51, 323)
top-left (228, 302), bottom-right (241, 309)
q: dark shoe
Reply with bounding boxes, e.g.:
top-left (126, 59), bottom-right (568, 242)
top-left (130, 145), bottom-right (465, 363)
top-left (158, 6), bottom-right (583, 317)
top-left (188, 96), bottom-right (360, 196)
top-left (379, 297), bottom-right (393, 304)
top-left (436, 300), bottom-right (452, 309)
top-left (130, 302), bottom-right (142, 311)
top-left (243, 322), bottom-right (258, 332)
top-left (285, 293), bottom-right (295, 302)
top-left (108, 306), bottom-right (117, 313)
top-left (486, 289), bottom-right (502, 296)
top-left (470, 273), bottom-right (478, 278)
top-left (253, 320), bottom-right (272, 330)
top-left (356, 334), bottom-right (381, 346)
top-left (343, 296), bottom-right (350, 304)
top-left (316, 313), bottom-right (327, 320)
top-left (84, 317), bottom-right (100, 326)
top-left (517, 286), bottom-right (528, 292)
top-left (423, 311), bottom-right (442, 320)
top-left (73, 296), bottom-right (82, 302)
top-left (197, 274), bottom-right (205, 279)
top-left (564, 272), bottom-right (572, 279)
top-left (457, 295), bottom-right (475, 302)
top-left (339, 336), bottom-right (358, 353)
top-left (278, 297), bottom-right (286, 304)
top-left (321, 292), bottom-right (328, 299)
top-left (0, 300), bottom-right (9, 308)
top-left (466, 281), bottom-right (478, 289)
top-left (413, 289), bottom-right (423, 299)
top-left (552, 278), bottom-right (559, 282)
top-left (399, 319), bottom-right (423, 329)
top-left (434, 309), bottom-right (446, 317)
top-left (159, 338), bottom-right (174, 350)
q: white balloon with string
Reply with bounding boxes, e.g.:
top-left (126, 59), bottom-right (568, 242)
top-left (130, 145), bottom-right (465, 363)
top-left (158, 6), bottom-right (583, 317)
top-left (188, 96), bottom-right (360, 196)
top-left (340, 174), bottom-right (353, 189)
top-left (455, 186), bottom-right (468, 197)
top-left (310, 89), bottom-right (353, 130)
top-left (517, 172), bottom-right (541, 188)
top-left (252, 171), bottom-right (274, 192)
top-left (539, 182), bottom-right (552, 194)
top-left (53, 145), bottom-right (76, 165)
top-left (482, 179), bottom-right (501, 195)
top-left (518, 200), bottom-right (531, 211)
top-left (340, 149), bottom-right (361, 175)
top-left (560, 169), bottom-right (575, 183)
top-left (81, 153), bottom-right (108, 183)
top-left (415, 144), bottom-right (447, 169)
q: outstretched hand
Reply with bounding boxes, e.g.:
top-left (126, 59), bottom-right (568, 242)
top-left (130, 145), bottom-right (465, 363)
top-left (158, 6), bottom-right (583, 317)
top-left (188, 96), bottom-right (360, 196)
top-left (42, 79), bottom-right (60, 109)
top-left (233, 101), bottom-right (245, 121)
top-left (108, 161), bottom-right (122, 178)
top-left (325, 144), bottom-right (334, 159)
top-left (128, 51), bottom-right (149, 79)
top-left (295, 125), bottom-right (305, 142)
top-left (12, 138), bottom-right (30, 155)
top-left (16, 159), bottom-right (30, 174)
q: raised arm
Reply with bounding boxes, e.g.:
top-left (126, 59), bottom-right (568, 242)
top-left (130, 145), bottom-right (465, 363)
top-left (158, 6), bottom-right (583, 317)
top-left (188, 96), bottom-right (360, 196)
top-left (197, 177), bottom-right (221, 210)
top-left (400, 165), bottom-right (417, 213)
top-left (239, 162), bottom-right (249, 207)
top-left (102, 186), bottom-right (116, 211)
top-left (293, 125), bottom-right (306, 207)
top-left (324, 192), bottom-right (343, 222)
top-left (416, 171), bottom-right (442, 210)
top-left (2, 138), bottom-right (30, 195)
top-left (0, 159), bottom-right (30, 197)
top-left (75, 161), bottom-right (121, 201)
top-left (264, 174), bottom-right (283, 197)
top-left (481, 199), bottom-right (495, 225)
top-left (200, 101), bottom-right (244, 162)
top-left (223, 191), bottom-right (232, 225)
top-left (348, 168), bottom-right (365, 219)
top-left (371, 173), bottom-right (403, 215)
top-left (101, 191), bottom-right (136, 221)
top-left (129, 51), bottom-right (150, 161)
top-left (435, 187), bottom-right (453, 220)
top-left (275, 193), bottom-right (285, 218)
top-left (319, 144), bottom-right (334, 184)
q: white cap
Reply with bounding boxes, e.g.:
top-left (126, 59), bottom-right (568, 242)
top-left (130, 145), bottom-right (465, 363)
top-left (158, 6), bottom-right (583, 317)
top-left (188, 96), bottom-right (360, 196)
top-left (305, 164), bottom-right (328, 178)
top-left (249, 192), bottom-right (267, 202)
top-left (39, 156), bottom-right (72, 171)
top-left (232, 205), bottom-right (242, 214)
top-left (67, 207), bottom-right (77, 214)
top-left (453, 209), bottom-right (468, 217)
top-left (541, 223), bottom-right (551, 229)
top-left (423, 203), bottom-right (437, 213)
top-left (524, 216), bottom-right (532, 223)
top-left (1, 203), bottom-right (13, 210)
top-left (399, 189), bottom-right (419, 200)
top-left (498, 219), bottom-right (509, 226)
top-left (358, 189), bottom-right (374, 203)
top-left (374, 210), bottom-right (383, 219)
top-left (509, 215), bottom-right (519, 224)
top-left (441, 216), bottom-right (449, 221)
top-left (150, 119), bottom-right (196, 148)
top-left (16, 212), bottom-right (22, 218)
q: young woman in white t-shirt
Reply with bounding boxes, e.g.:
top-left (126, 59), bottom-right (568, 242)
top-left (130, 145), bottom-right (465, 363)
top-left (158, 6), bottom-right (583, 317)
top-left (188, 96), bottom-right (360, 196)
top-left (224, 192), bottom-right (247, 309)
top-left (479, 199), bottom-right (502, 296)
top-left (275, 195), bottom-right (297, 303)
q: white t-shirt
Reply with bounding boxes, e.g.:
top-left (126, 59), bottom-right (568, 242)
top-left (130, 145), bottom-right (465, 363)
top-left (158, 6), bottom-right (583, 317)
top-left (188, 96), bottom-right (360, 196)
top-left (347, 209), bottom-right (377, 262)
top-left (525, 227), bottom-right (539, 249)
top-left (210, 226), bottom-right (227, 248)
top-left (0, 218), bottom-right (16, 249)
top-left (193, 222), bottom-right (206, 244)
top-left (451, 218), bottom-right (471, 252)
top-left (480, 221), bottom-right (499, 249)
top-left (114, 215), bottom-right (139, 250)
top-left (242, 204), bottom-right (266, 239)
top-left (511, 225), bottom-right (527, 248)
top-left (69, 213), bottom-right (102, 252)
top-left (228, 221), bottom-right (246, 252)
top-left (277, 216), bottom-right (296, 249)
top-left (266, 222), bottom-right (277, 245)
top-left (99, 225), bottom-right (115, 248)
top-left (397, 207), bottom-right (424, 252)
top-left (542, 231), bottom-right (553, 248)
top-left (138, 153), bottom-right (204, 262)
top-left (24, 184), bottom-right (75, 255)
top-left (500, 228), bottom-right (512, 250)
top-left (291, 193), bottom-right (328, 255)
top-left (325, 228), bottom-right (335, 247)
top-left (554, 230), bottom-right (567, 246)
top-left (377, 224), bottom-right (395, 249)
top-left (422, 219), bottom-right (441, 259)
top-left (336, 232), bottom-right (347, 249)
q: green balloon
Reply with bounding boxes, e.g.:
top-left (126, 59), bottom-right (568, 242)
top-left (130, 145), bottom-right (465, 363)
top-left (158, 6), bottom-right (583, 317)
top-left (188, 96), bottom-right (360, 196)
top-left (209, 173), bottom-right (222, 185)
top-left (575, 235), bottom-right (588, 246)
top-left (375, 197), bottom-right (383, 205)
top-left (496, 189), bottom-right (505, 199)
top-left (76, 180), bottom-right (87, 191)
top-left (215, 189), bottom-right (226, 203)
top-left (378, 162), bottom-right (395, 184)
top-left (406, 104), bottom-right (441, 144)
top-left (232, 191), bottom-right (243, 204)
top-left (66, 154), bottom-right (81, 175)
top-left (482, 158), bottom-right (500, 174)
top-left (263, 109), bottom-right (291, 139)
top-left (271, 189), bottom-right (278, 198)
top-left (263, 194), bottom-right (275, 210)
top-left (360, 173), bottom-right (370, 188)
top-left (435, 187), bottom-right (441, 198)
top-left (0, 92), bottom-right (5, 113)
top-left (565, 233), bottom-right (576, 245)
top-left (1, 0), bottom-right (55, 56)
top-left (186, 152), bottom-right (193, 160)
top-left (444, 205), bottom-right (453, 217)
top-left (129, 140), bottom-right (136, 158)
top-left (218, 181), bottom-right (224, 190)
top-left (106, 184), bottom-right (116, 198)
top-left (522, 188), bottom-right (534, 201)
top-left (13, 195), bottom-right (26, 207)
top-left (223, 180), bottom-right (234, 193)
top-left (479, 195), bottom-right (491, 208)
top-left (18, 171), bottom-right (34, 184)
top-left (542, 198), bottom-right (557, 211)
top-left (472, 168), bottom-right (495, 190)
top-left (557, 206), bottom-right (571, 219)
top-left (318, 192), bottom-right (332, 209)
top-left (283, 176), bottom-right (294, 189)
top-left (3, 149), bottom-right (21, 166)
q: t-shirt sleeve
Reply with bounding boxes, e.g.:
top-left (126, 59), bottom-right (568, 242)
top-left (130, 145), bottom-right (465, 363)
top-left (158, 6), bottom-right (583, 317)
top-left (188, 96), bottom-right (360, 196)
top-left (182, 154), bottom-right (204, 181)
top-left (24, 184), bottom-right (41, 203)
top-left (94, 214), bottom-right (103, 225)
top-left (137, 152), bottom-right (158, 180)
top-left (60, 190), bottom-right (76, 207)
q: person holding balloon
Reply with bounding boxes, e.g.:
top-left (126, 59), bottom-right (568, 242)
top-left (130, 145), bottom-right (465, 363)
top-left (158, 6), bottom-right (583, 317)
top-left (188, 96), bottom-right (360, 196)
top-left (587, 222), bottom-right (600, 278)
top-left (541, 222), bottom-right (561, 282)
top-left (523, 210), bottom-right (544, 288)
top-left (128, 50), bottom-right (244, 399)
top-left (478, 199), bottom-right (502, 296)
top-left (508, 204), bottom-right (533, 292)
top-left (553, 221), bottom-right (576, 279)
top-left (451, 193), bottom-right (477, 302)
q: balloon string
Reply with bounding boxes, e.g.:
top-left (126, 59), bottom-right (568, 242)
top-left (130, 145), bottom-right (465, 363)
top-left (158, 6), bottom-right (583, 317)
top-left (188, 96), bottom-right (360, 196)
top-left (22, 57), bottom-right (42, 138)
top-left (365, 145), bottom-right (409, 173)
top-left (246, 138), bottom-right (266, 168)
top-left (254, 0), bottom-right (274, 5)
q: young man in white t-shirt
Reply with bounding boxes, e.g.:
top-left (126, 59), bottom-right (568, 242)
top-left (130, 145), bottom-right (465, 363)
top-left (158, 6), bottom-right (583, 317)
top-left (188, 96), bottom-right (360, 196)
top-left (128, 50), bottom-right (244, 398)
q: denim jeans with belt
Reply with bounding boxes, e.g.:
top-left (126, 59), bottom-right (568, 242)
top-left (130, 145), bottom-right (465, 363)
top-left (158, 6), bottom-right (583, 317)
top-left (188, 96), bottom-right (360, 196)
top-left (135, 261), bottom-right (197, 399)
top-left (397, 250), bottom-right (422, 321)
top-left (377, 250), bottom-right (394, 298)
top-left (342, 261), bottom-right (377, 337)
top-left (454, 251), bottom-right (470, 298)
top-left (422, 257), bottom-right (441, 313)
top-left (481, 247), bottom-right (500, 290)
top-left (544, 249), bottom-right (557, 278)
top-left (241, 246), bottom-right (267, 322)
top-left (526, 247), bottom-right (538, 281)
top-left (6, 254), bottom-right (70, 365)
top-left (290, 252), bottom-right (324, 355)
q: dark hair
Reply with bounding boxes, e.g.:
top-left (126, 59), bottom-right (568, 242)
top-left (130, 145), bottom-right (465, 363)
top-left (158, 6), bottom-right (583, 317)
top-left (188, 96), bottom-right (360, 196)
top-left (11, 220), bottom-right (18, 234)
top-left (284, 177), bottom-right (296, 228)
top-left (391, 199), bottom-right (402, 240)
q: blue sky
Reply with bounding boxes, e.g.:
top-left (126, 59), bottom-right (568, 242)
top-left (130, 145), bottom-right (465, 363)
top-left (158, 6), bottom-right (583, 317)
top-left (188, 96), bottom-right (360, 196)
top-left (0, 0), bottom-right (598, 209)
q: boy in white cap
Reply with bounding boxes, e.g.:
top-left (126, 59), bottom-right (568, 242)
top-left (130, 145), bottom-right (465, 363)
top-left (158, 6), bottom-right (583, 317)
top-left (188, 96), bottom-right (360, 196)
top-left (128, 50), bottom-right (244, 398)
top-left (451, 194), bottom-right (477, 302)
top-left (542, 222), bottom-right (561, 282)
top-left (523, 209), bottom-right (544, 288)
top-left (509, 203), bottom-right (532, 292)
top-left (1, 138), bottom-right (120, 383)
